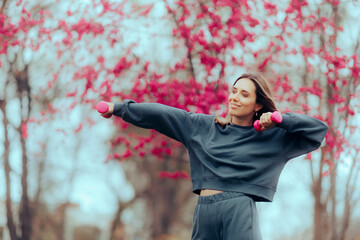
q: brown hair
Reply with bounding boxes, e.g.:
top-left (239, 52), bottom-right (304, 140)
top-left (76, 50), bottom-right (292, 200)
top-left (215, 73), bottom-right (278, 126)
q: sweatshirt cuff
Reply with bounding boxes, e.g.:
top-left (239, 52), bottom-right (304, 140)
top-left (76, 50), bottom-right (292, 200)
top-left (113, 103), bottom-right (125, 116)
top-left (276, 113), bottom-right (292, 131)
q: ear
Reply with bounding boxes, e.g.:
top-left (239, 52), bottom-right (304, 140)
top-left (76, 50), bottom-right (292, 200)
top-left (255, 103), bottom-right (263, 112)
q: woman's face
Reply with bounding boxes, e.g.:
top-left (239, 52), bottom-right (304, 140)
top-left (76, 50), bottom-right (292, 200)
top-left (228, 78), bottom-right (261, 119)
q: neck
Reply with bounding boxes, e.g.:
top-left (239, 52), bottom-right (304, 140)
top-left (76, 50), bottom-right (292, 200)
top-left (231, 116), bottom-right (253, 126)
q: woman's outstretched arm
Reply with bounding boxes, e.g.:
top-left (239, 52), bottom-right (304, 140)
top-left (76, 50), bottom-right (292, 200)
top-left (98, 99), bottom-right (195, 147)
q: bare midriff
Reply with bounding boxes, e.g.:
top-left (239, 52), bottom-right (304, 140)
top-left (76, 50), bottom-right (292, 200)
top-left (200, 189), bottom-right (224, 196)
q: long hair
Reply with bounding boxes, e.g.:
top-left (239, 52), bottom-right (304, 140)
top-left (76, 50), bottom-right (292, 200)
top-left (215, 73), bottom-right (278, 126)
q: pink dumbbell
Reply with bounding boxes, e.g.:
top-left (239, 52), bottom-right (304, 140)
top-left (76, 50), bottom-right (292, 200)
top-left (96, 101), bottom-right (112, 118)
top-left (254, 111), bottom-right (282, 132)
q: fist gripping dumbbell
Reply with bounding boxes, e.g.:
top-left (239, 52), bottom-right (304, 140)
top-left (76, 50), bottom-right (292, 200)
top-left (96, 101), bottom-right (112, 118)
top-left (254, 111), bottom-right (282, 132)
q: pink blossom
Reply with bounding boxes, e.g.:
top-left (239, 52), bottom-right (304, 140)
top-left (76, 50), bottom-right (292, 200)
top-left (258, 56), bottom-right (271, 72)
top-left (122, 149), bottom-right (133, 158)
top-left (264, 2), bottom-right (277, 15)
top-left (74, 66), bottom-right (99, 98)
top-left (326, 0), bottom-right (339, 6)
top-left (21, 123), bottom-right (28, 139)
top-left (158, 171), bottom-right (189, 180)
top-left (321, 171), bottom-right (329, 177)
top-left (74, 123), bottom-right (82, 133)
top-left (165, 148), bottom-right (172, 155)
top-left (302, 104), bottom-right (311, 111)
top-left (139, 4), bottom-right (154, 16)
top-left (113, 57), bottom-right (133, 77)
top-left (300, 45), bottom-right (316, 57)
top-left (245, 15), bottom-right (260, 28)
top-left (139, 151), bottom-right (145, 158)
top-left (70, 19), bottom-right (105, 40)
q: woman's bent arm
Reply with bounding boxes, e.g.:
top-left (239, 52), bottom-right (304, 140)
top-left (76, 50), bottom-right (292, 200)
top-left (277, 113), bottom-right (328, 160)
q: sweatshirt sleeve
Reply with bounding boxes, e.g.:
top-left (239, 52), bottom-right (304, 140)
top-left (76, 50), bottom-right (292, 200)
top-left (113, 99), bottom-right (194, 147)
top-left (277, 112), bottom-right (328, 161)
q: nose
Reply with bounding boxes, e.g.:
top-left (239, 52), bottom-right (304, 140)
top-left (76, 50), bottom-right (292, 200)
top-left (229, 94), bottom-right (239, 102)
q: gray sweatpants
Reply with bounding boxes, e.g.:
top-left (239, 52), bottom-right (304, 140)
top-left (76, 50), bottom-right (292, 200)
top-left (191, 192), bottom-right (263, 240)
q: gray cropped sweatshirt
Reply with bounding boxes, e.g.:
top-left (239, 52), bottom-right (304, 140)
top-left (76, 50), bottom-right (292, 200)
top-left (113, 99), bottom-right (328, 202)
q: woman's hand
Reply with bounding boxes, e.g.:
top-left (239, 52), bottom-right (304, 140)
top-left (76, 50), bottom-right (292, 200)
top-left (99, 102), bottom-right (114, 118)
top-left (259, 112), bottom-right (277, 131)
top-left (215, 115), bottom-right (228, 127)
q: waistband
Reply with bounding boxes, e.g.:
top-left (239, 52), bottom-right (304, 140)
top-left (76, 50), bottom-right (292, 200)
top-left (197, 191), bottom-right (250, 204)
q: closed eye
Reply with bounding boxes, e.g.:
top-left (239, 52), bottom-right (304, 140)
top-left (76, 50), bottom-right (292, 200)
top-left (231, 87), bottom-right (251, 96)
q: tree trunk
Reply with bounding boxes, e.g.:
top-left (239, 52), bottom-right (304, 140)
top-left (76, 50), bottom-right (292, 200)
top-left (339, 202), bottom-right (350, 240)
top-left (330, 160), bottom-right (337, 240)
top-left (313, 176), bottom-right (324, 240)
top-left (312, 150), bottom-right (331, 240)
top-left (109, 200), bottom-right (124, 240)
top-left (109, 199), bottom-right (135, 240)
top-left (19, 124), bottom-right (32, 240)
top-left (13, 61), bottom-right (33, 240)
top-left (1, 100), bottom-right (19, 240)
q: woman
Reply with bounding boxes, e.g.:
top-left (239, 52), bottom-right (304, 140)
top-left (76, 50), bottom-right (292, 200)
top-left (98, 73), bottom-right (328, 240)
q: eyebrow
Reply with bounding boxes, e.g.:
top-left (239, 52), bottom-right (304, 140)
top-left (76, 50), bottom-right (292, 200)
top-left (231, 87), bottom-right (251, 94)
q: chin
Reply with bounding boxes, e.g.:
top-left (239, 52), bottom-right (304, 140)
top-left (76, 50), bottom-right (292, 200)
top-left (230, 111), bottom-right (252, 118)
top-left (230, 112), bottom-right (242, 118)
top-left (229, 109), bottom-right (238, 116)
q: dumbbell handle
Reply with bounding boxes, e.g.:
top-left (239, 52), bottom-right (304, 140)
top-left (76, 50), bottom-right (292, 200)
top-left (96, 101), bottom-right (112, 118)
top-left (254, 111), bottom-right (282, 132)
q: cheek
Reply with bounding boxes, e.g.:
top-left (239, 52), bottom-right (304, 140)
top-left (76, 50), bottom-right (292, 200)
top-left (242, 97), bottom-right (256, 106)
top-left (241, 97), bottom-right (251, 104)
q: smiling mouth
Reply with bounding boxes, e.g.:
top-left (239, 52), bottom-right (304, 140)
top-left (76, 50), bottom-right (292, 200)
top-left (230, 104), bottom-right (241, 108)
